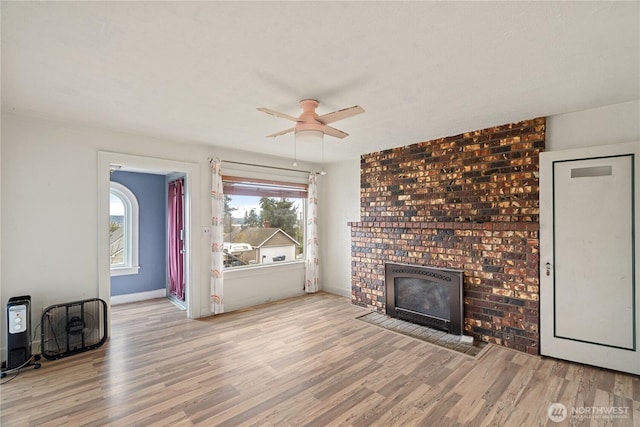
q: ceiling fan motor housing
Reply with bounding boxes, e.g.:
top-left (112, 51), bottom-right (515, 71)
top-left (296, 99), bottom-right (325, 134)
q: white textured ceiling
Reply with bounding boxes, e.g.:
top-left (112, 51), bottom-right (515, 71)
top-left (2, 1), bottom-right (638, 163)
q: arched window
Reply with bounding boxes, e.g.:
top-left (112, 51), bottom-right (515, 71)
top-left (109, 182), bottom-right (139, 276)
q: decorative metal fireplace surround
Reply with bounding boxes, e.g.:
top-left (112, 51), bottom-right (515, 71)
top-left (385, 262), bottom-right (464, 335)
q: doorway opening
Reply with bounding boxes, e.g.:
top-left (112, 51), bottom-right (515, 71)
top-left (109, 169), bottom-right (187, 310)
top-left (98, 152), bottom-right (202, 335)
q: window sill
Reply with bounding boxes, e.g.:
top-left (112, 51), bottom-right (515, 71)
top-left (111, 266), bottom-right (140, 277)
top-left (224, 260), bottom-right (305, 277)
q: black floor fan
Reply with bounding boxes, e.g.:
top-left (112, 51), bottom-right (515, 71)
top-left (41, 298), bottom-right (108, 360)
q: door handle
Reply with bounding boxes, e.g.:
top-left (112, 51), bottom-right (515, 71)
top-left (180, 249), bottom-right (186, 254)
top-left (545, 262), bottom-right (552, 276)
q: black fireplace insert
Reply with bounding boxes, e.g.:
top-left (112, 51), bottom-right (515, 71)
top-left (385, 262), bottom-right (464, 335)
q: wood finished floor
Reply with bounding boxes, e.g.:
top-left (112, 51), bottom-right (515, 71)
top-left (1, 292), bottom-right (638, 426)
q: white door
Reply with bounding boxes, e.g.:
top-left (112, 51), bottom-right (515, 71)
top-left (540, 141), bottom-right (640, 375)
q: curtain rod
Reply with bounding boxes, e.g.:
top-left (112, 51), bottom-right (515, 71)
top-left (209, 158), bottom-right (313, 175)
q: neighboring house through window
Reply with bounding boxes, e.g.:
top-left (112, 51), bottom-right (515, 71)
top-left (222, 176), bottom-right (306, 269)
top-left (110, 181), bottom-right (140, 276)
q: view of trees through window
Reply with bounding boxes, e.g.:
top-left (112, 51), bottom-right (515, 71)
top-left (223, 194), bottom-right (305, 268)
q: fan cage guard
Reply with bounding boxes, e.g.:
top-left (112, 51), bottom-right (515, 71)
top-left (41, 298), bottom-right (107, 360)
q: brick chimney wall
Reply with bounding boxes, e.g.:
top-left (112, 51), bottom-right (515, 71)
top-left (349, 118), bottom-right (545, 354)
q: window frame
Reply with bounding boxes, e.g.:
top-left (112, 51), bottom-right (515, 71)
top-left (110, 181), bottom-right (140, 276)
top-left (222, 175), bottom-right (307, 270)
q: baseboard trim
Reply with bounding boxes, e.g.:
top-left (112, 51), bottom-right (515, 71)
top-left (111, 288), bottom-right (166, 305)
top-left (321, 284), bottom-right (351, 298)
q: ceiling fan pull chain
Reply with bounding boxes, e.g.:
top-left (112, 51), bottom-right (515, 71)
top-left (320, 137), bottom-right (326, 175)
top-left (293, 136), bottom-right (298, 167)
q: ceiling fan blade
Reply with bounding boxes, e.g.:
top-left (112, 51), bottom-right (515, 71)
top-left (257, 107), bottom-right (299, 122)
top-left (266, 127), bottom-right (295, 138)
top-left (317, 105), bottom-right (365, 125)
top-left (323, 125), bottom-right (349, 139)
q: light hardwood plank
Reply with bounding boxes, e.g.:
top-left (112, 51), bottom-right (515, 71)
top-left (1, 292), bottom-right (638, 426)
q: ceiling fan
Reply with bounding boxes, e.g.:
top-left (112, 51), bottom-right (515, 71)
top-left (257, 99), bottom-right (365, 140)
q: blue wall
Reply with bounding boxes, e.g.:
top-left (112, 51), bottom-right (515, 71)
top-left (110, 171), bottom-right (167, 296)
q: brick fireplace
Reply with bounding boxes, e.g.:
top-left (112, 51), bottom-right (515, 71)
top-left (349, 118), bottom-right (544, 354)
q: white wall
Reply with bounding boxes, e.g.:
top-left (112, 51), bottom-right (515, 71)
top-left (0, 113), bottom-right (318, 351)
top-left (0, 114), bottom-right (3, 353)
top-left (319, 159), bottom-right (361, 297)
top-left (224, 262), bottom-right (305, 312)
top-left (546, 99), bottom-right (639, 151)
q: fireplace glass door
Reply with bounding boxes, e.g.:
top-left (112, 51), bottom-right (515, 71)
top-left (395, 278), bottom-right (450, 321)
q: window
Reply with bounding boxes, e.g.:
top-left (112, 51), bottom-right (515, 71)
top-left (222, 176), bottom-right (306, 269)
top-left (110, 182), bottom-right (139, 276)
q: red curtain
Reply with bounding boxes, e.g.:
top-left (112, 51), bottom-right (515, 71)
top-left (168, 179), bottom-right (185, 300)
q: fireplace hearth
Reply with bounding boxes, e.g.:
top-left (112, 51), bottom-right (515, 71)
top-left (385, 262), bottom-right (464, 335)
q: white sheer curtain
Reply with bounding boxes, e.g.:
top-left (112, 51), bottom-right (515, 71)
top-left (210, 158), bottom-right (225, 313)
top-left (305, 173), bottom-right (319, 293)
